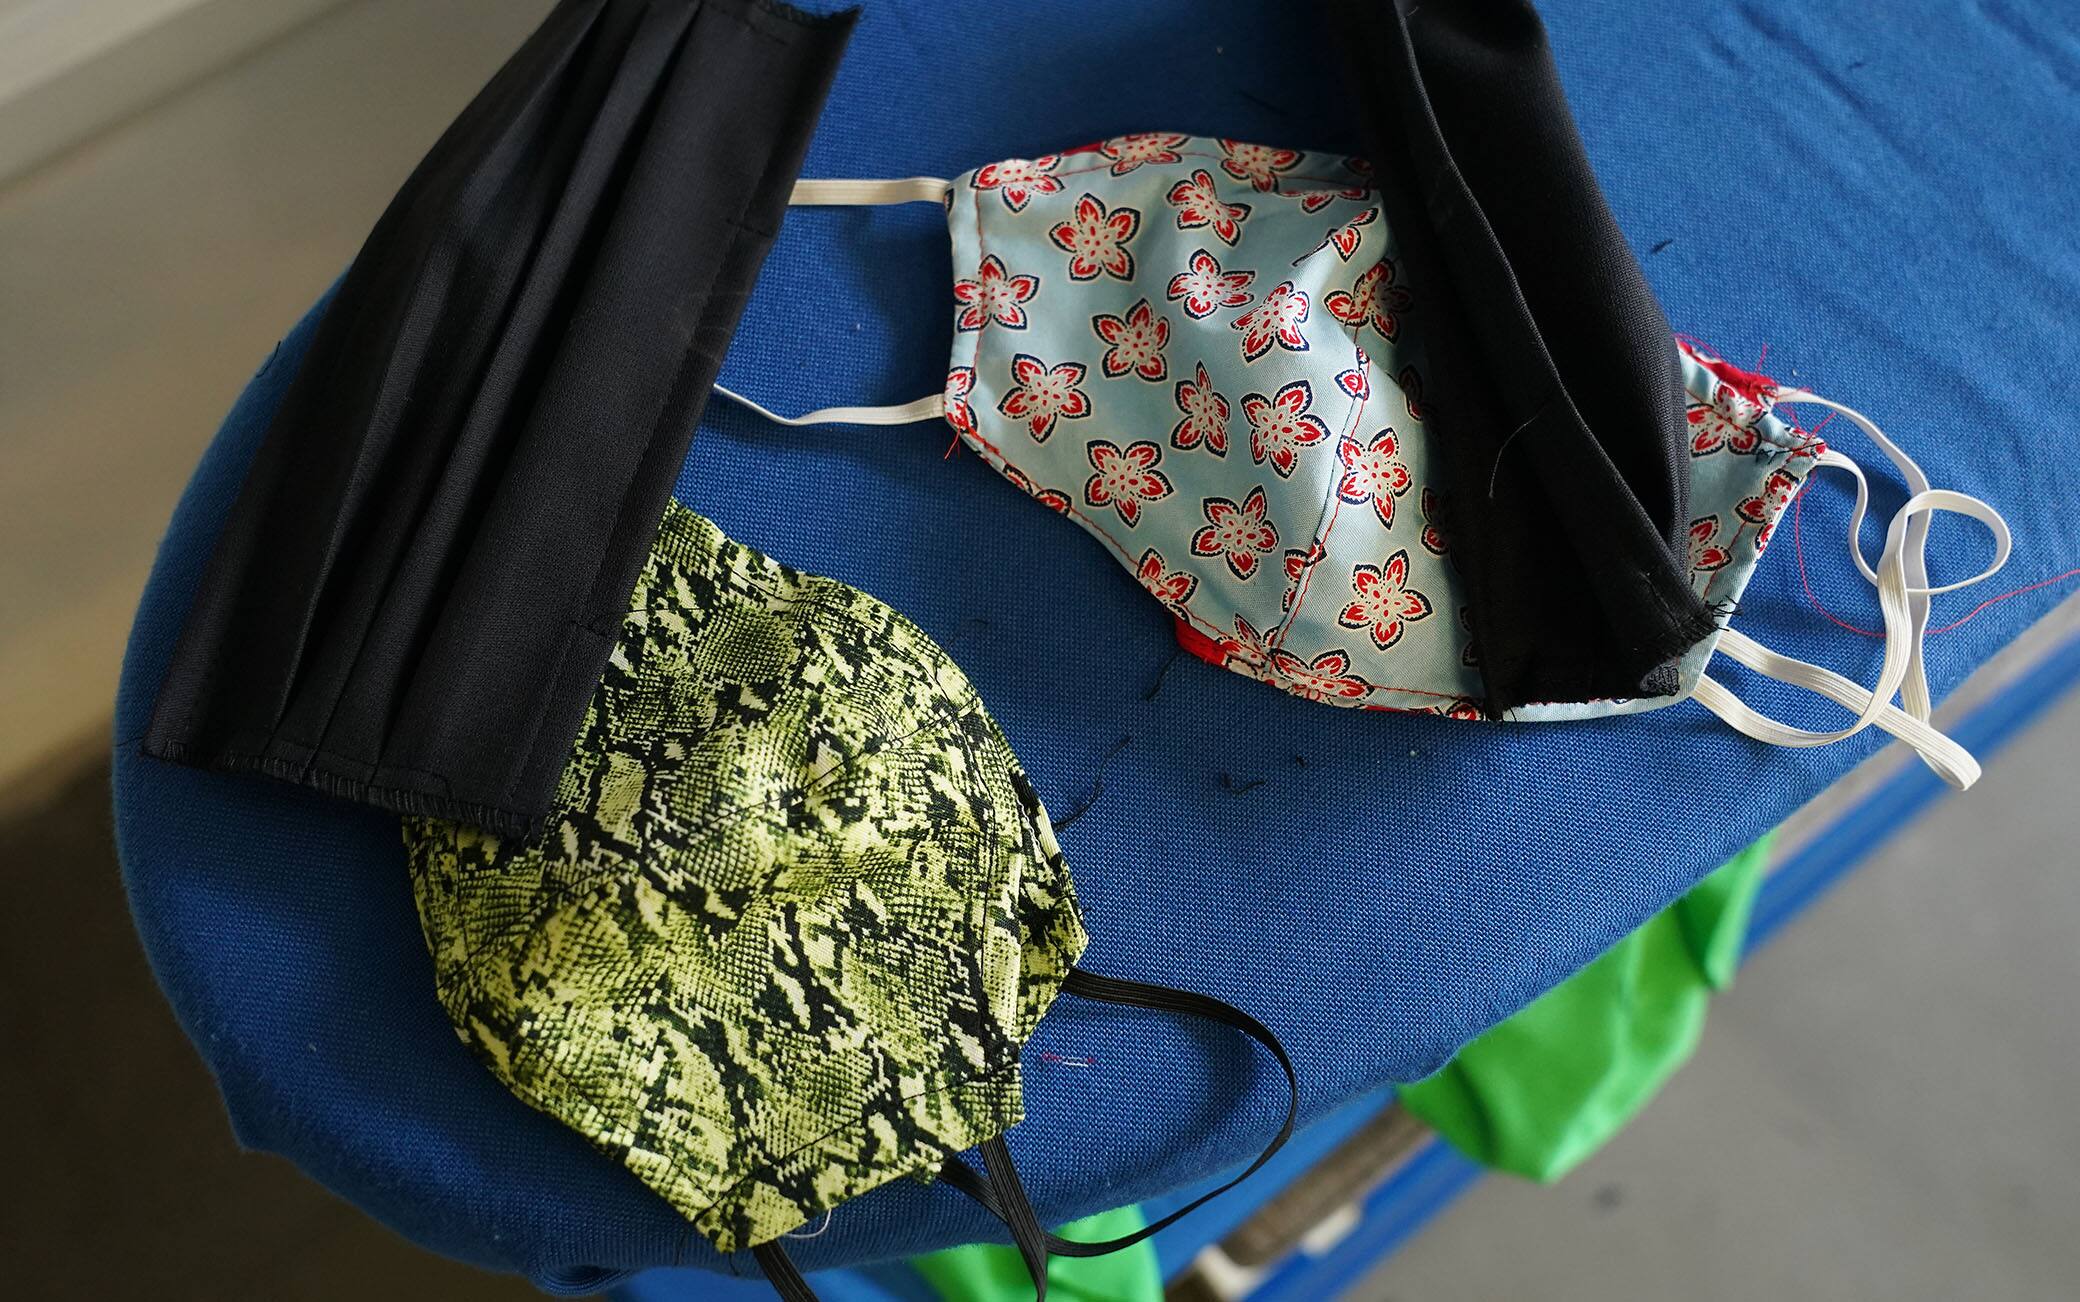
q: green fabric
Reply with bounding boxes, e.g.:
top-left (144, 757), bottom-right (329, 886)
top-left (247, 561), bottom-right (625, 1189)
top-left (910, 1205), bottom-right (1161, 1302)
top-left (1398, 837), bottom-right (1770, 1182)
top-left (401, 501), bottom-right (1087, 1253)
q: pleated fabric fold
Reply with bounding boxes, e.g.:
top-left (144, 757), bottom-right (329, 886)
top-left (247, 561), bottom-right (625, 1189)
top-left (143, 0), bottom-right (858, 835)
top-left (1337, 0), bottom-right (1714, 712)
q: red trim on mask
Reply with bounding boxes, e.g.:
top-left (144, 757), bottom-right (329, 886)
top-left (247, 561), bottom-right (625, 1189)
top-left (1172, 616), bottom-right (1231, 668)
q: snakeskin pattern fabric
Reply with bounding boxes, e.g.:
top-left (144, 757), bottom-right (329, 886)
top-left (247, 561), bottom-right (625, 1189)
top-left (402, 500), bottom-right (1087, 1252)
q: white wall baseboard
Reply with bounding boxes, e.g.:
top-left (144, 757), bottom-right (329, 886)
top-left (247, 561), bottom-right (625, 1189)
top-left (0, 0), bottom-right (350, 183)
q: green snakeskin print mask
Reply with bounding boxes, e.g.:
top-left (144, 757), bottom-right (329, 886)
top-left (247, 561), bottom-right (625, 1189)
top-left (402, 500), bottom-right (1087, 1253)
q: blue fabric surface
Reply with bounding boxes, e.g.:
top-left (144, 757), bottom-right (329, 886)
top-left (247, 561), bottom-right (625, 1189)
top-left (114, 0), bottom-right (2080, 1286)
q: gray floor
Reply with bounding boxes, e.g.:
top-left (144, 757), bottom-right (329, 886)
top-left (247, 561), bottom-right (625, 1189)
top-left (1365, 683), bottom-right (2080, 1302)
top-left (4, 3), bottom-right (2077, 1298)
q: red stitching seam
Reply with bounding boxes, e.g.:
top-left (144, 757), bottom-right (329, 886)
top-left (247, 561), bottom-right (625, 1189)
top-left (1271, 250), bottom-right (1388, 642)
top-left (1038, 148), bottom-right (1368, 193)
top-left (1682, 353), bottom-right (1825, 606)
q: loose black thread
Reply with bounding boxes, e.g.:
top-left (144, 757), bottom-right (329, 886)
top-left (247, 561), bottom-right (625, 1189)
top-left (1218, 771), bottom-right (1265, 796)
top-left (1237, 88), bottom-right (1287, 117)
top-left (943, 615), bottom-right (992, 650)
top-left (1143, 647), bottom-right (1188, 702)
top-left (1053, 734), bottom-right (1132, 830)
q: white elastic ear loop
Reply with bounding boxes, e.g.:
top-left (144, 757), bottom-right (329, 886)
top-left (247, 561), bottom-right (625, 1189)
top-left (1692, 393), bottom-right (2011, 790)
top-left (1779, 387), bottom-right (2009, 717)
top-left (711, 385), bottom-right (943, 428)
top-left (1697, 633), bottom-right (1981, 789)
top-left (709, 176), bottom-right (956, 426)
top-left (788, 177), bottom-right (952, 206)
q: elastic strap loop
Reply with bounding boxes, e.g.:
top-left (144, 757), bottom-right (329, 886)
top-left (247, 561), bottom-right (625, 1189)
top-left (722, 175), bottom-right (951, 426)
top-left (1693, 391), bottom-right (2010, 790)
top-left (789, 176), bottom-right (952, 206)
top-left (938, 966), bottom-right (1299, 1283)
top-left (712, 384), bottom-right (943, 428)
top-left (751, 1241), bottom-right (819, 1302)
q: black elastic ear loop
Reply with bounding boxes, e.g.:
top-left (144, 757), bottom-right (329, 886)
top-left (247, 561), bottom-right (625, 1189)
top-left (752, 1240), bottom-right (820, 1302)
top-left (982, 1133), bottom-right (1053, 1299)
top-left (939, 965), bottom-right (1300, 1279)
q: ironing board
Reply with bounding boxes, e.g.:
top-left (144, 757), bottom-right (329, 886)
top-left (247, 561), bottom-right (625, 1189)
top-left (113, 0), bottom-right (2080, 1289)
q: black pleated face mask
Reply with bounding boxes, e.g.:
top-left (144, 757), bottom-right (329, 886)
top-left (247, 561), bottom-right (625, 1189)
top-left (141, 0), bottom-right (859, 835)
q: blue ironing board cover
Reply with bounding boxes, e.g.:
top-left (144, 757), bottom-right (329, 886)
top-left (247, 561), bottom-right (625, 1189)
top-left (113, 0), bottom-right (2080, 1287)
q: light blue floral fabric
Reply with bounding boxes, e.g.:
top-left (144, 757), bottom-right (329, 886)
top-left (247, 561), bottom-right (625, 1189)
top-left (935, 133), bottom-right (1824, 721)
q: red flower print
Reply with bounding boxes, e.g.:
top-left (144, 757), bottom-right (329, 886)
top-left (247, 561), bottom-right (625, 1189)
top-left (1218, 139), bottom-right (1300, 192)
top-left (972, 155), bottom-right (1063, 212)
top-left (1218, 614), bottom-right (1279, 679)
top-left (1687, 390), bottom-right (1763, 457)
top-left (996, 353), bottom-right (1091, 442)
top-left (1083, 439), bottom-right (1173, 526)
top-left (1171, 361), bottom-right (1231, 455)
top-left (1324, 258), bottom-right (1412, 342)
top-left (1688, 516), bottom-right (1732, 573)
top-left (1334, 427), bottom-right (1412, 528)
top-left (1397, 365), bottom-right (1424, 421)
top-left (1167, 168), bottom-right (1252, 246)
top-left (1283, 185), bottom-right (1371, 214)
top-left (1091, 298), bottom-right (1172, 381)
top-left (1231, 280), bottom-right (1311, 363)
top-left (1268, 646), bottom-right (1373, 702)
top-left (1337, 549), bottom-right (1434, 651)
top-left (1419, 486), bottom-right (1449, 557)
top-left (1297, 208), bottom-right (1378, 263)
top-left (1242, 379), bottom-right (1331, 479)
top-left (1049, 193), bottom-right (1141, 282)
top-left (1167, 249), bottom-right (1256, 320)
top-left (1006, 465), bottom-right (1070, 514)
top-left (953, 254), bottom-right (1039, 331)
top-left (1335, 346), bottom-right (1371, 400)
top-left (942, 366), bottom-right (975, 437)
top-left (1281, 540), bottom-right (1325, 611)
top-left (1737, 467), bottom-right (1802, 550)
top-left (1191, 486), bottom-right (1280, 581)
top-left (1100, 132), bottom-right (1188, 176)
top-left (1135, 548), bottom-right (1199, 613)
top-left (1459, 607), bottom-right (1480, 667)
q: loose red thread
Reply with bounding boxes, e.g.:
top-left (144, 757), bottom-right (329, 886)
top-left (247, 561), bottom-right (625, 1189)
top-left (1791, 476), bottom-right (2078, 638)
top-left (1037, 1051), bottom-right (1095, 1068)
top-left (1721, 366), bottom-right (2080, 640)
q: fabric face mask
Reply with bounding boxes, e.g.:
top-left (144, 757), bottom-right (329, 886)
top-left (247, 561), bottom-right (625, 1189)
top-left (402, 499), bottom-right (1293, 1293)
top-left (720, 133), bottom-right (2013, 790)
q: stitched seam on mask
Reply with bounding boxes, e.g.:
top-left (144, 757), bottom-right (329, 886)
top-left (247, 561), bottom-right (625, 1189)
top-left (1270, 254), bottom-right (1386, 645)
top-left (1027, 149), bottom-right (1367, 194)
top-left (957, 173), bottom-right (1463, 705)
top-left (1687, 372), bottom-right (1826, 606)
top-left (1699, 520), bottom-right (1758, 604)
top-left (1697, 457), bottom-right (1818, 605)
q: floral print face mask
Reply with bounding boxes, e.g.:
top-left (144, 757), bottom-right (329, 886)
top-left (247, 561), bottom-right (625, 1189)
top-left (720, 134), bottom-right (2013, 790)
